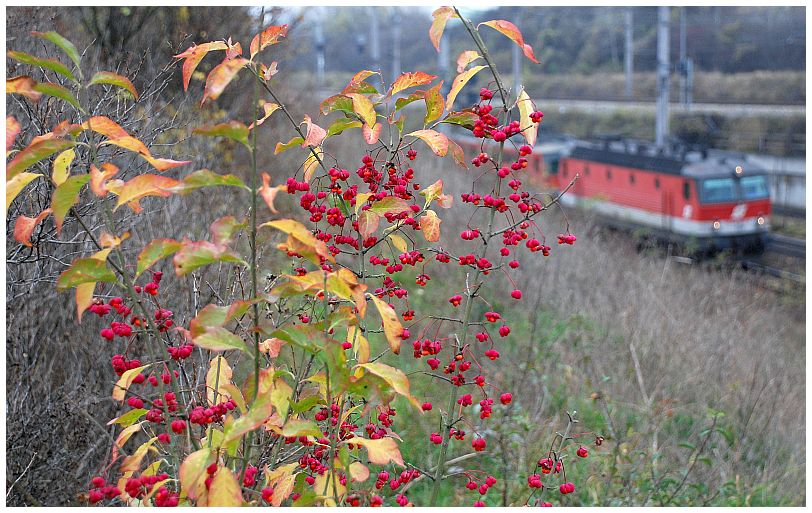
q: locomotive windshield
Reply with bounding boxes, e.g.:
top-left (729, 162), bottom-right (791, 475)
top-left (740, 175), bottom-right (770, 200)
top-left (699, 175), bottom-right (770, 203)
top-left (700, 178), bottom-right (737, 203)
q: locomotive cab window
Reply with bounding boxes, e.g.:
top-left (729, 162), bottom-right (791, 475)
top-left (699, 178), bottom-right (736, 203)
top-left (683, 181), bottom-right (691, 200)
top-left (740, 175), bottom-right (769, 200)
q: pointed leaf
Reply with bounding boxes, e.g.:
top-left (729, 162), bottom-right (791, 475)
top-left (249, 101), bottom-right (280, 129)
top-left (119, 437), bottom-right (157, 473)
top-left (89, 162), bottom-right (119, 197)
top-left (179, 448), bottom-right (215, 500)
top-left (358, 210), bottom-right (380, 240)
top-left (407, 129), bottom-right (448, 157)
top-left (137, 238), bottom-right (182, 277)
top-left (88, 71), bottom-right (139, 100)
top-left (193, 326), bottom-right (249, 354)
top-left (419, 179), bottom-right (445, 206)
top-left (447, 65), bottom-right (486, 112)
top-left (112, 364), bottom-right (151, 401)
top-left (302, 115), bottom-right (327, 147)
top-left (52, 174), bottom-right (90, 233)
top-left (7, 172), bottom-right (41, 208)
top-left (114, 174), bottom-right (181, 212)
top-left (419, 209), bottom-right (441, 242)
top-left (424, 81), bottom-right (445, 125)
top-left (57, 257), bottom-right (116, 290)
top-left (369, 295), bottom-right (403, 354)
top-left (479, 20), bottom-right (540, 63)
top-left (346, 437), bottom-right (404, 466)
top-left (262, 219), bottom-right (333, 263)
top-left (193, 121), bottom-right (249, 147)
top-left (362, 122), bottom-right (382, 145)
top-left (345, 93), bottom-right (377, 127)
top-left (457, 50), bottom-right (483, 72)
top-left (7, 50), bottom-right (77, 82)
top-left (173, 239), bottom-right (246, 276)
top-left (210, 216), bottom-right (246, 246)
top-left (13, 207), bottom-right (52, 247)
top-left (326, 118), bottom-right (362, 138)
top-left (32, 81), bottom-right (81, 109)
top-left (202, 57), bottom-right (248, 104)
top-left (259, 172), bottom-right (285, 214)
top-left (31, 31), bottom-right (81, 69)
top-left (108, 408), bottom-right (148, 427)
top-left (6, 76), bottom-right (42, 102)
top-left (207, 355), bottom-right (234, 406)
top-left (279, 418), bottom-right (323, 438)
top-left (320, 94), bottom-right (354, 116)
top-left (357, 362), bottom-right (421, 409)
top-left (429, 7), bottom-right (458, 52)
top-left (7, 138), bottom-right (75, 180)
top-left (250, 24), bottom-right (288, 58)
top-left (174, 41), bottom-right (229, 91)
top-left (391, 71), bottom-right (436, 96)
top-left (274, 135), bottom-right (305, 154)
top-left (516, 87), bottom-right (539, 147)
top-left (51, 148), bottom-right (74, 185)
top-left (173, 169), bottom-right (248, 193)
top-left (367, 196), bottom-right (411, 216)
top-left (448, 138), bottom-right (467, 170)
top-left (6, 116), bottom-right (21, 152)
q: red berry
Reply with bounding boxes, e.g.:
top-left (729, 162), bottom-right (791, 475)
top-left (472, 437), bottom-right (486, 451)
top-left (171, 420), bottom-right (186, 434)
top-left (577, 446), bottom-right (588, 458)
top-left (500, 393), bottom-right (512, 405)
top-left (421, 402), bottom-right (433, 411)
top-left (91, 476), bottom-right (106, 489)
top-left (511, 289), bottom-right (522, 300)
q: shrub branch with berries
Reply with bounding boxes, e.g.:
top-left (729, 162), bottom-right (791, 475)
top-left (7, 6), bottom-right (598, 507)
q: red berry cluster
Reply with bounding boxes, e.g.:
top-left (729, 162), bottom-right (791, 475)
top-left (88, 476), bottom-right (121, 504)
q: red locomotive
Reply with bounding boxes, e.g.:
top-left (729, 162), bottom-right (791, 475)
top-left (454, 135), bottom-right (772, 252)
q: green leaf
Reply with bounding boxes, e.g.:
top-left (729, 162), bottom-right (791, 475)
top-left (440, 111), bottom-right (479, 130)
top-left (223, 393), bottom-right (274, 444)
top-left (7, 50), bottom-right (77, 83)
top-left (193, 121), bottom-right (249, 147)
top-left (173, 240), bottom-right (246, 276)
top-left (319, 94), bottom-right (354, 116)
top-left (31, 31), bottom-right (81, 69)
top-left (57, 257), bottom-right (117, 290)
top-left (326, 118), bottom-right (363, 138)
top-left (424, 81), bottom-right (445, 125)
top-left (88, 71), bottom-right (139, 100)
top-left (290, 396), bottom-right (323, 415)
top-left (32, 82), bottom-right (81, 109)
top-left (394, 91), bottom-right (425, 112)
top-left (280, 419), bottom-right (323, 438)
top-left (7, 138), bottom-right (75, 180)
top-left (356, 362), bottom-right (421, 409)
top-left (210, 216), bottom-right (247, 246)
top-left (136, 238), bottom-right (182, 277)
top-left (367, 196), bottom-right (412, 216)
top-left (109, 408), bottom-right (148, 427)
top-left (193, 326), bottom-right (249, 354)
top-left (173, 169), bottom-right (248, 193)
top-left (52, 174), bottom-right (90, 233)
top-left (274, 136), bottom-right (305, 155)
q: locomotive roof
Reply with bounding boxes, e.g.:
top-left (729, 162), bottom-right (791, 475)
top-left (568, 144), bottom-right (768, 178)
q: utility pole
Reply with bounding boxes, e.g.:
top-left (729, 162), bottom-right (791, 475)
top-left (314, 8), bottom-right (325, 88)
top-left (625, 8), bottom-right (633, 99)
top-left (679, 7), bottom-right (686, 105)
top-left (512, 38), bottom-right (521, 97)
top-left (391, 8), bottom-right (402, 82)
top-left (369, 7), bottom-right (380, 72)
top-left (655, 6), bottom-right (670, 150)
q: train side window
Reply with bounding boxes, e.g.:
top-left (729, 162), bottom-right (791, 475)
top-left (629, 173), bottom-right (635, 185)
top-left (584, 165), bottom-right (590, 176)
top-left (654, 178), bottom-right (660, 189)
top-left (606, 168), bottom-right (612, 180)
top-left (683, 181), bottom-right (691, 200)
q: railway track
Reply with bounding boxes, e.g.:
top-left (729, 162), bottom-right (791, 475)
top-left (766, 233), bottom-right (805, 258)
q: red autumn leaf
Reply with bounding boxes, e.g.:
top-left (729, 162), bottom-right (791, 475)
top-left (249, 24), bottom-right (288, 58)
top-left (407, 129), bottom-right (449, 157)
top-left (6, 116), bottom-right (21, 152)
top-left (13, 208), bottom-right (52, 247)
top-left (114, 174), bottom-right (182, 212)
top-left (429, 7), bottom-right (458, 52)
top-left (174, 41), bottom-right (229, 91)
top-left (362, 122), bottom-right (382, 145)
top-left (202, 57), bottom-right (248, 104)
top-left (6, 76), bottom-right (42, 102)
top-left (478, 19), bottom-right (540, 64)
top-left (302, 115), bottom-right (327, 147)
top-left (390, 71), bottom-right (437, 96)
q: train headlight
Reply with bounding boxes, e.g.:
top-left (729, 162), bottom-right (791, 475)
top-left (712, 221), bottom-right (721, 230)
top-left (757, 216), bottom-right (765, 226)
top-left (735, 165), bottom-right (743, 175)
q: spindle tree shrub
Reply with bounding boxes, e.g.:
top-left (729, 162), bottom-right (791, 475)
top-left (7, 6), bottom-right (597, 506)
